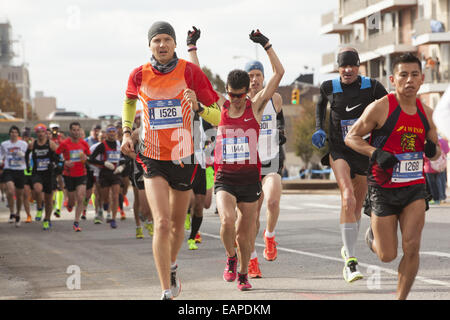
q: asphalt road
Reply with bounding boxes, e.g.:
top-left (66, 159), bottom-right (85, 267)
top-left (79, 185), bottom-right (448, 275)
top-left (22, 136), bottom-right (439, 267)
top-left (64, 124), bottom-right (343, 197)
top-left (1, 190), bottom-right (449, 300)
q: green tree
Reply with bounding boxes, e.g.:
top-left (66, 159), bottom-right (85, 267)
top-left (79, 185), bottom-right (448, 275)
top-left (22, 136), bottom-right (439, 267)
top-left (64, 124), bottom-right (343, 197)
top-left (293, 100), bottom-right (329, 168)
top-left (202, 66), bottom-right (226, 93)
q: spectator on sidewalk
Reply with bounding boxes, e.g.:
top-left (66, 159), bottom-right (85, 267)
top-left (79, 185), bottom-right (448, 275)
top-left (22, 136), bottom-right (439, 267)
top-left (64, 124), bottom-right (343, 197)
top-left (425, 136), bottom-right (448, 204)
top-left (437, 136), bottom-right (449, 203)
top-left (426, 57), bottom-right (437, 83)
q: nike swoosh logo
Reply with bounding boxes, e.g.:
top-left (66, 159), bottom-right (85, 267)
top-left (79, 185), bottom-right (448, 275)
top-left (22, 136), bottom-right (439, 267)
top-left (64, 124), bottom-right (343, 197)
top-left (345, 104), bottom-right (362, 112)
top-left (244, 118), bottom-right (253, 122)
top-left (256, 192), bottom-right (261, 196)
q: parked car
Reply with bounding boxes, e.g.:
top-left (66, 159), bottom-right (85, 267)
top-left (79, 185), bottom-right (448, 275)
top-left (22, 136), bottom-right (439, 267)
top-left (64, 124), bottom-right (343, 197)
top-left (0, 112), bottom-right (21, 121)
top-left (98, 114), bottom-right (121, 121)
top-left (47, 111), bottom-right (90, 120)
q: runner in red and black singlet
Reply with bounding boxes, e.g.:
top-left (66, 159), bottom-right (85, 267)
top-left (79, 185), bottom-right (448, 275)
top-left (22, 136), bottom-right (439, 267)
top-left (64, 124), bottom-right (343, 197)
top-left (56, 122), bottom-right (91, 232)
top-left (214, 28), bottom-right (284, 293)
top-left (345, 53), bottom-right (441, 300)
top-left (368, 93), bottom-right (428, 188)
top-left (214, 99), bottom-right (261, 187)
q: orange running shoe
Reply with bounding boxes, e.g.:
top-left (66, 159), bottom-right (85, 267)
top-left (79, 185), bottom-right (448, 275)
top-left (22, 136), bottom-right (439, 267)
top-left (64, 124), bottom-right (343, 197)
top-left (73, 222), bottom-right (82, 232)
top-left (263, 231), bottom-right (278, 261)
top-left (194, 232), bottom-right (202, 243)
top-left (25, 215), bottom-right (32, 223)
top-left (120, 210), bottom-right (126, 220)
top-left (123, 195), bottom-right (129, 207)
top-left (248, 257), bottom-right (262, 278)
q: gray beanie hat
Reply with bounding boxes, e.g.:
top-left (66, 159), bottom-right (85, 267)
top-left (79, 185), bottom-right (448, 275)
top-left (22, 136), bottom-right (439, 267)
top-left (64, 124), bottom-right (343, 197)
top-left (148, 21), bottom-right (176, 44)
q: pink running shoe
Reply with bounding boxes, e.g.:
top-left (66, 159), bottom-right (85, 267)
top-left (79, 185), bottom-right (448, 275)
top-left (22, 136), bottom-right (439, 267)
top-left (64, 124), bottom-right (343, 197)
top-left (223, 255), bottom-right (238, 282)
top-left (237, 273), bottom-right (252, 291)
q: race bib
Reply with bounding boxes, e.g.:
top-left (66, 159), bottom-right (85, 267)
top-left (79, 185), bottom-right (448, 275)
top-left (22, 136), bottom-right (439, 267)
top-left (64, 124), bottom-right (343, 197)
top-left (222, 137), bottom-right (250, 163)
top-left (8, 157), bottom-right (24, 169)
top-left (70, 149), bottom-right (83, 162)
top-left (148, 99), bottom-right (183, 130)
top-left (106, 150), bottom-right (121, 164)
top-left (36, 158), bottom-right (50, 171)
top-left (260, 115), bottom-right (274, 136)
top-left (391, 152), bottom-right (424, 183)
top-left (341, 119), bottom-right (370, 140)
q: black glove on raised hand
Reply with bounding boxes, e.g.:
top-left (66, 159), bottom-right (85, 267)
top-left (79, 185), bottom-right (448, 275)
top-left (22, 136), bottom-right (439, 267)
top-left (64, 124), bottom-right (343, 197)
top-left (371, 148), bottom-right (399, 170)
top-left (187, 26), bottom-right (201, 46)
top-left (424, 139), bottom-right (437, 158)
top-left (249, 29), bottom-right (269, 48)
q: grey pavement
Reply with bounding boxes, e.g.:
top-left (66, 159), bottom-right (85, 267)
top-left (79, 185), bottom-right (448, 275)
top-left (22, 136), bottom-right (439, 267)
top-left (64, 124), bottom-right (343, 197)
top-left (1, 189), bottom-right (450, 300)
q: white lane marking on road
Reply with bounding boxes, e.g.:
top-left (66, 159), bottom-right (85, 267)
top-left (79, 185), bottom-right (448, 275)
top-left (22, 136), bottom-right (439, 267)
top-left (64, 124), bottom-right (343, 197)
top-left (279, 204), bottom-right (341, 210)
top-left (304, 203), bottom-right (341, 209)
top-left (420, 251), bottom-right (450, 258)
top-left (200, 232), bottom-right (450, 288)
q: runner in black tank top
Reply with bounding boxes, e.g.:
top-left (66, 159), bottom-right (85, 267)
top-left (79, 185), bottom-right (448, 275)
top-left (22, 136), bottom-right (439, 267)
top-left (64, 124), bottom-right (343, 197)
top-left (27, 124), bottom-right (59, 230)
top-left (313, 48), bottom-right (388, 284)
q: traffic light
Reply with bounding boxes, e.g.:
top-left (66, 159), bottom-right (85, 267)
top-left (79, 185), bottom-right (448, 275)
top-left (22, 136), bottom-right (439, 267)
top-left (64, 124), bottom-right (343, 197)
top-left (291, 88), bottom-right (300, 105)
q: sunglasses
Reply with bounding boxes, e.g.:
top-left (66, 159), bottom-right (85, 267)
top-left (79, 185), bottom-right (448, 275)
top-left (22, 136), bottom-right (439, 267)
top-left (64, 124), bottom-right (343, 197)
top-left (227, 91), bottom-right (247, 99)
top-left (107, 128), bottom-right (117, 133)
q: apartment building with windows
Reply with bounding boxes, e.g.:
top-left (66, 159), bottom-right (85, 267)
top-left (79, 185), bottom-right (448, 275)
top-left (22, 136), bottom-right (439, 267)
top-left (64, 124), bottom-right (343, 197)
top-left (320, 0), bottom-right (450, 108)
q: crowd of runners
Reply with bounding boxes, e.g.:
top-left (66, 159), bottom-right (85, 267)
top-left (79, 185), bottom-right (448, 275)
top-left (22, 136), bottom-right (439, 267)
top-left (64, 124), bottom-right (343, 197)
top-left (0, 120), bottom-right (154, 236)
top-left (1, 21), bottom-right (449, 301)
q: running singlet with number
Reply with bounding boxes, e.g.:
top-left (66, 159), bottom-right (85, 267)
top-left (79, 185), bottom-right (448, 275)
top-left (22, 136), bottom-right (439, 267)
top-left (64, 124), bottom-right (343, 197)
top-left (89, 142), bottom-right (103, 177)
top-left (316, 76), bottom-right (388, 147)
top-left (258, 99), bottom-right (279, 162)
top-left (126, 59), bottom-right (218, 161)
top-left (32, 140), bottom-right (54, 173)
top-left (0, 140), bottom-right (28, 170)
top-left (368, 93), bottom-right (429, 188)
top-left (214, 99), bottom-right (261, 185)
top-left (56, 138), bottom-right (90, 177)
top-left (103, 140), bottom-right (121, 169)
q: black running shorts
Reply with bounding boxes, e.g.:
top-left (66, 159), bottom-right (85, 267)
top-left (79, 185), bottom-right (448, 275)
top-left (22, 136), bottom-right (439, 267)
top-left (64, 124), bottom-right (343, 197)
top-left (367, 183), bottom-right (428, 217)
top-left (32, 172), bottom-right (54, 194)
top-left (86, 170), bottom-right (95, 190)
top-left (192, 167), bottom-right (206, 195)
top-left (99, 169), bottom-right (122, 188)
top-left (63, 175), bottom-right (87, 192)
top-left (329, 144), bottom-right (369, 178)
top-left (3, 169), bottom-right (25, 189)
top-left (214, 181), bottom-right (262, 203)
top-left (136, 153), bottom-right (198, 192)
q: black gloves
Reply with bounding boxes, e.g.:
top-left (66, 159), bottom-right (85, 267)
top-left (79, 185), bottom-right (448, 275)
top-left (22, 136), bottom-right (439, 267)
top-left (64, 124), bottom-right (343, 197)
top-left (187, 26), bottom-right (201, 46)
top-left (249, 29), bottom-right (269, 48)
top-left (371, 148), bottom-right (399, 170)
top-left (424, 139), bottom-right (437, 158)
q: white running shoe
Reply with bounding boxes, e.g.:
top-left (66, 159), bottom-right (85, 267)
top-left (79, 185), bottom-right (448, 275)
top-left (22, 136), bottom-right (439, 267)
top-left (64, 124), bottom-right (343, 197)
top-left (343, 258), bottom-right (363, 283)
top-left (161, 290), bottom-right (173, 300)
top-left (170, 266), bottom-right (181, 298)
top-left (15, 216), bottom-right (21, 228)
